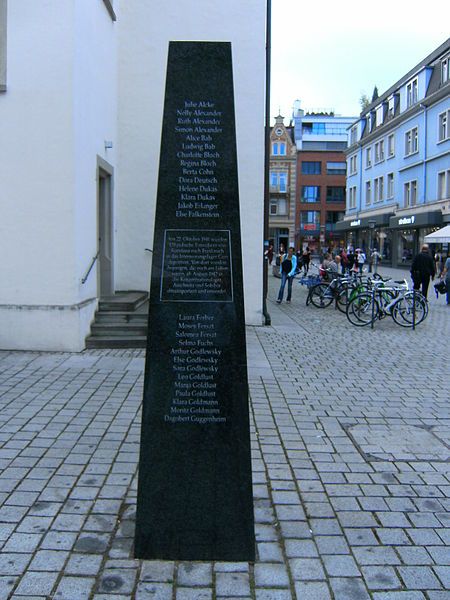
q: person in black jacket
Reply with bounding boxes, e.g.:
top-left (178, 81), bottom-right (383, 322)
top-left (410, 244), bottom-right (435, 298)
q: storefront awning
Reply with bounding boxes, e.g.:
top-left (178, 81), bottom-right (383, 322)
top-left (389, 211), bottom-right (443, 229)
top-left (334, 213), bottom-right (393, 232)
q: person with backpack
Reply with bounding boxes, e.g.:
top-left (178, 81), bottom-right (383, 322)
top-left (411, 244), bottom-right (435, 299)
top-left (276, 246), bottom-right (297, 304)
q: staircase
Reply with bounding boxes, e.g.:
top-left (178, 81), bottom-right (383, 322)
top-left (85, 291), bottom-right (149, 349)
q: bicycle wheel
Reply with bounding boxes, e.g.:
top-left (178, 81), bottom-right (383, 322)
top-left (391, 293), bottom-right (427, 327)
top-left (309, 283), bottom-right (334, 308)
top-left (346, 292), bottom-right (379, 326)
top-left (336, 285), bottom-right (352, 313)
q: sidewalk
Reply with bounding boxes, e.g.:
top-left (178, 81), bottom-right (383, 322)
top-left (0, 273), bottom-right (449, 599)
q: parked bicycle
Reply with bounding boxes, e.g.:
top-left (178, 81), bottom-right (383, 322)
top-left (346, 280), bottom-right (428, 328)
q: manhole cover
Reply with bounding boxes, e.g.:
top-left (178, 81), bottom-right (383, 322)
top-left (347, 424), bottom-right (449, 462)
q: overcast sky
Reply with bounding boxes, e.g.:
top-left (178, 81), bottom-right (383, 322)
top-left (270, 0), bottom-right (449, 122)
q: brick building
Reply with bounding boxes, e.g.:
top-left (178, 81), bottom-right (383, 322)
top-left (294, 104), bottom-right (357, 253)
top-left (268, 115), bottom-right (296, 252)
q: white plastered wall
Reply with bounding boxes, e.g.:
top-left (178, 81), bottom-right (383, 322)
top-left (115, 0), bottom-right (266, 325)
top-left (0, 0), bottom-right (116, 351)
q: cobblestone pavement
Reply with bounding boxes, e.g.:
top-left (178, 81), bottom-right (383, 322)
top-left (0, 267), bottom-right (449, 599)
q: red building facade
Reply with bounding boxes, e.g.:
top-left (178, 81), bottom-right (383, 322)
top-left (296, 150), bottom-right (346, 253)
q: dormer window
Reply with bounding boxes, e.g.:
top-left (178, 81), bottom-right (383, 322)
top-left (442, 55), bottom-right (450, 84)
top-left (406, 78), bottom-right (418, 108)
top-left (350, 126), bottom-right (357, 146)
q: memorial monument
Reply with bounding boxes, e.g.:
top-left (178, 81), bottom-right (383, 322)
top-left (135, 42), bottom-right (255, 561)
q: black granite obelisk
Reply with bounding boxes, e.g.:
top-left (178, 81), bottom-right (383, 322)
top-left (134, 42), bottom-right (255, 561)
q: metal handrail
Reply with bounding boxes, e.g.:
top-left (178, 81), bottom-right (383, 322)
top-left (81, 252), bottom-right (100, 284)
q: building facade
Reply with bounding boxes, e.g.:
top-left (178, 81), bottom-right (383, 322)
top-left (339, 38), bottom-right (450, 266)
top-left (0, 0), bottom-right (266, 351)
top-left (268, 115), bottom-right (296, 252)
top-left (293, 105), bottom-right (357, 253)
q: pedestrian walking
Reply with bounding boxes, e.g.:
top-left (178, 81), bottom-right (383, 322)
top-left (340, 248), bottom-right (349, 274)
top-left (265, 244), bottom-right (274, 265)
top-left (276, 246), bottom-right (297, 304)
top-left (439, 255), bottom-right (450, 305)
top-left (356, 249), bottom-right (366, 274)
top-left (347, 249), bottom-right (355, 273)
top-left (434, 251), bottom-right (443, 277)
top-left (411, 244), bottom-right (435, 299)
top-left (302, 246), bottom-right (311, 275)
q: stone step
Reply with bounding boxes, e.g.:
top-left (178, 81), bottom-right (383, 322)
top-left (85, 335), bottom-right (147, 349)
top-left (91, 322), bottom-right (148, 336)
top-left (95, 312), bottom-right (148, 324)
top-left (98, 291), bottom-right (148, 313)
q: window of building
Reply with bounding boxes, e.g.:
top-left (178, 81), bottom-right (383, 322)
top-left (349, 155), bottom-right (357, 175)
top-left (387, 95), bottom-right (396, 119)
top-left (326, 186), bottom-right (345, 202)
top-left (374, 177), bottom-right (384, 202)
top-left (387, 173), bottom-right (394, 199)
top-left (404, 180), bottom-right (417, 207)
top-left (326, 211), bottom-right (345, 224)
top-left (302, 186), bottom-right (320, 202)
top-left (441, 55), bottom-right (450, 84)
top-left (350, 126), bottom-right (357, 145)
top-left (326, 161), bottom-right (346, 175)
top-left (300, 211), bottom-right (320, 226)
top-left (374, 140), bottom-right (385, 163)
top-left (438, 110), bottom-right (449, 142)
top-left (405, 127), bottom-right (418, 156)
top-left (365, 181), bottom-right (372, 206)
top-left (270, 197), bottom-right (288, 216)
top-left (387, 134), bottom-right (395, 157)
top-left (376, 105), bottom-right (384, 127)
top-left (406, 78), bottom-right (418, 108)
top-left (301, 161), bottom-right (321, 174)
top-left (366, 147), bottom-right (372, 168)
top-left (270, 171), bottom-right (287, 192)
top-left (0, 0), bottom-right (6, 92)
top-left (437, 170), bottom-right (450, 200)
top-left (348, 186), bottom-right (357, 209)
top-left (272, 142), bottom-right (287, 156)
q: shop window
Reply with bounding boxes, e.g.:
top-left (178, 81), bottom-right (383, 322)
top-left (300, 211), bottom-right (320, 226)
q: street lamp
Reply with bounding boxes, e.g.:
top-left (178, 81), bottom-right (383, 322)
top-left (368, 220), bottom-right (376, 273)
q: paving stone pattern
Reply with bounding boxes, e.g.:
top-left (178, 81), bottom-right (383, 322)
top-left (0, 268), bottom-right (449, 599)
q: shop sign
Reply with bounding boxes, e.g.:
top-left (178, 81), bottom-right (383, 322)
top-left (303, 224), bottom-right (317, 230)
top-left (350, 219), bottom-right (360, 227)
top-left (398, 216), bottom-right (415, 226)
